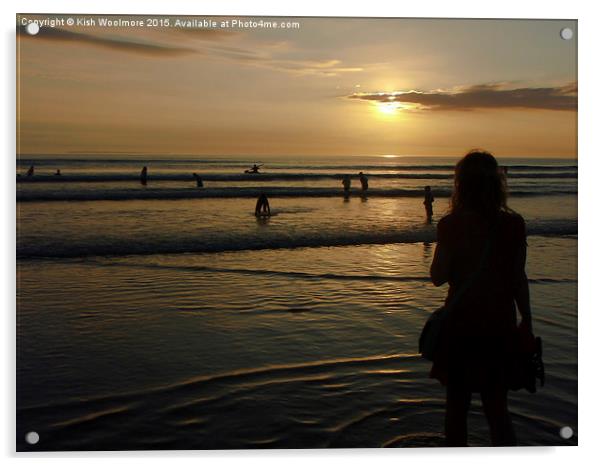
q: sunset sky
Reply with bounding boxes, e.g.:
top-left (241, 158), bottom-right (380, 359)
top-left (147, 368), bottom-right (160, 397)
top-left (17, 16), bottom-right (577, 157)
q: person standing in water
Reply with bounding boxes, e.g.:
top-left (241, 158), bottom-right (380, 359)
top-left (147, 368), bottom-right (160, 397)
top-left (255, 192), bottom-right (270, 216)
top-left (193, 173), bottom-right (204, 187)
top-left (140, 166), bottom-right (148, 185)
top-left (429, 150), bottom-right (532, 447)
top-left (359, 172), bottom-right (368, 191)
top-left (26, 165), bottom-right (34, 177)
top-left (342, 174), bottom-right (351, 193)
top-left (424, 185), bottom-right (435, 221)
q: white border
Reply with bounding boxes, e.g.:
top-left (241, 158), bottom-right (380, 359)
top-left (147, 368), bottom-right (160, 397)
top-left (3, 1), bottom-right (601, 465)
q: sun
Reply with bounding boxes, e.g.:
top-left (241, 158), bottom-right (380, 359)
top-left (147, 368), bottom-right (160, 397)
top-left (373, 100), bottom-right (421, 118)
top-left (377, 101), bottom-right (403, 115)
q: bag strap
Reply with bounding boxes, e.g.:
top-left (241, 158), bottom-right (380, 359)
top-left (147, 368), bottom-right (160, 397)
top-left (445, 219), bottom-right (497, 312)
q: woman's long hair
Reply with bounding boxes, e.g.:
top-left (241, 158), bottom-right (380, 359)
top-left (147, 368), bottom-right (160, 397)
top-left (451, 150), bottom-right (508, 219)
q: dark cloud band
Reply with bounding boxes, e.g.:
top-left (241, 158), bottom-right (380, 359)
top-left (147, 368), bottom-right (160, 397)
top-left (18, 25), bottom-right (196, 57)
top-left (348, 83), bottom-right (577, 111)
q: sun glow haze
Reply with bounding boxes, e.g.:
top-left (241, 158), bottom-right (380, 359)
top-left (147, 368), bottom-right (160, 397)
top-left (377, 101), bottom-right (403, 115)
top-left (374, 99), bottom-right (424, 117)
top-left (17, 16), bottom-right (577, 158)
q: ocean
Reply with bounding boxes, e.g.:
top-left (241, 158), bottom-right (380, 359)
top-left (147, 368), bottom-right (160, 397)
top-left (16, 155), bottom-right (577, 450)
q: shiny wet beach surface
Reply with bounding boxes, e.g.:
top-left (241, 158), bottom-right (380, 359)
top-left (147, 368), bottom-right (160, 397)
top-left (17, 237), bottom-right (577, 449)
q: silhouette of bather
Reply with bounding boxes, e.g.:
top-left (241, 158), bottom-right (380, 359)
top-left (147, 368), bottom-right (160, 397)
top-left (424, 186), bottom-right (434, 222)
top-left (342, 174), bottom-right (351, 193)
top-left (359, 171), bottom-right (368, 191)
top-left (255, 192), bottom-right (270, 217)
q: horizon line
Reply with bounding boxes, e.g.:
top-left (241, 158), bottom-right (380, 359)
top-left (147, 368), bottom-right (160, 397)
top-left (16, 152), bottom-right (578, 159)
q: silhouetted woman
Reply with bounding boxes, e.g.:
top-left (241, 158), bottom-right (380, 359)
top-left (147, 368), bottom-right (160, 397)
top-left (430, 150), bottom-right (532, 447)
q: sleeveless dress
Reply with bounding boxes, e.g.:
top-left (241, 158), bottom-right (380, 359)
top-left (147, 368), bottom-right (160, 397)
top-left (429, 210), bottom-right (526, 391)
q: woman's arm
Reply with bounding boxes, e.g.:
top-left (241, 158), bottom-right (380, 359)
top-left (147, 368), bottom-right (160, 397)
top-left (430, 218), bottom-right (452, 286)
top-left (514, 240), bottom-right (533, 333)
top-left (430, 242), bottom-right (451, 286)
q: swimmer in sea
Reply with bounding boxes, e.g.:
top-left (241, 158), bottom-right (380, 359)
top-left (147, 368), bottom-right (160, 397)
top-left (255, 192), bottom-right (270, 216)
top-left (140, 166), bottom-right (148, 185)
top-left (342, 174), bottom-right (351, 193)
top-left (359, 171), bottom-right (368, 191)
top-left (424, 185), bottom-right (435, 222)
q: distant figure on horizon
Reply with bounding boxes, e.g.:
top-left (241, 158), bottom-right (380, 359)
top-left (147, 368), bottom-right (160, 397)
top-left (429, 150), bottom-right (533, 447)
top-left (55, 169), bottom-right (61, 176)
top-left (140, 166), bottom-right (148, 185)
top-left (359, 171), bottom-right (368, 191)
top-left (246, 164), bottom-right (262, 174)
top-left (193, 173), bottom-right (204, 187)
top-left (255, 192), bottom-right (270, 217)
top-left (342, 174), bottom-right (351, 193)
top-left (26, 165), bottom-right (34, 177)
top-left (423, 185), bottom-right (434, 222)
